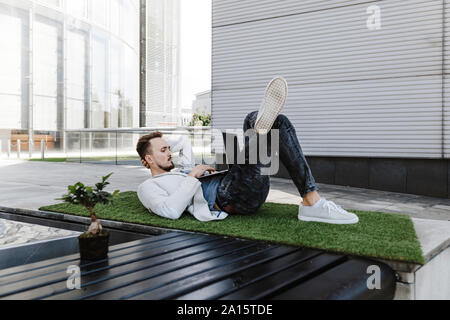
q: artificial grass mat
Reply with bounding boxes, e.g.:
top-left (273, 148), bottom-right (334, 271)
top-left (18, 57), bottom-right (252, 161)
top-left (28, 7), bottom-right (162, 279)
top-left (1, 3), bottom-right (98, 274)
top-left (39, 191), bottom-right (424, 264)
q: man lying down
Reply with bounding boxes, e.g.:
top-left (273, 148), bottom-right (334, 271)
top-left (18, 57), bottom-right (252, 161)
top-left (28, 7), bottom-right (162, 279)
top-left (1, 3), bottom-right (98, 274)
top-left (136, 77), bottom-right (358, 225)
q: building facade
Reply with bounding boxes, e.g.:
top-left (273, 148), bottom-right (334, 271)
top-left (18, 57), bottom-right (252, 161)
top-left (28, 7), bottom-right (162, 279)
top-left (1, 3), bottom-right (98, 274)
top-left (0, 0), bottom-right (140, 155)
top-left (145, 0), bottom-right (181, 127)
top-left (192, 90), bottom-right (211, 115)
top-left (212, 0), bottom-right (450, 198)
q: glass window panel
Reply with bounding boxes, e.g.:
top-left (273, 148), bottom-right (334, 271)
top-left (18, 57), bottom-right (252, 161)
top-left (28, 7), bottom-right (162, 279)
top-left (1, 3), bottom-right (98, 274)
top-left (0, 13), bottom-right (22, 95)
top-left (91, 0), bottom-right (108, 26)
top-left (34, 20), bottom-right (58, 97)
top-left (110, 44), bottom-right (121, 95)
top-left (66, 0), bottom-right (87, 18)
top-left (0, 95), bottom-right (21, 129)
top-left (39, 0), bottom-right (61, 8)
top-left (110, 0), bottom-right (121, 36)
top-left (110, 92), bottom-right (119, 129)
top-left (66, 99), bottom-right (84, 129)
top-left (33, 19), bottom-right (59, 131)
top-left (123, 46), bottom-right (138, 127)
top-left (67, 30), bottom-right (86, 100)
top-left (0, 8), bottom-right (27, 130)
top-left (121, 0), bottom-right (138, 48)
top-left (91, 35), bottom-right (108, 128)
top-left (110, 43), bottom-right (121, 128)
top-left (33, 96), bottom-right (57, 131)
top-left (146, 0), bottom-right (179, 126)
top-left (67, 30), bottom-right (86, 129)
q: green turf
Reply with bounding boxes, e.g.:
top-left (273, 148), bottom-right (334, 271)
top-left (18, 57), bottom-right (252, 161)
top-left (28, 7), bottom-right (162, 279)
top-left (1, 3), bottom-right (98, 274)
top-left (40, 191), bottom-right (424, 264)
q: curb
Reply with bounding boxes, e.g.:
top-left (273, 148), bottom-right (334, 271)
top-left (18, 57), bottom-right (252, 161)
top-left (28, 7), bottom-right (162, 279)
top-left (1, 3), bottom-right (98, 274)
top-left (0, 205), bottom-right (194, 237)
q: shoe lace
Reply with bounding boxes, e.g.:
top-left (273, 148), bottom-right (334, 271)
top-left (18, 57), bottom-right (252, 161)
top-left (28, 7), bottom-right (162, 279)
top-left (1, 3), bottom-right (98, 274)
top-left (323, 199), bottom-right (346, 215)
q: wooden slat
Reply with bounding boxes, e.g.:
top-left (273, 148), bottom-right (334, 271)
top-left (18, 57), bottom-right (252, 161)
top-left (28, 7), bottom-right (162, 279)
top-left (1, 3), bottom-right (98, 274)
top-left (0, 232), bottom-right (190, 289)
top-left (89, 243), bottom-right (278, 300)
top-left (175, 247), bottom-right (322, 300)
top-left (0, 232), bottom-right (397, 300)
top-left (0, 232), bottom-right (183, 284)
top-left (44, 238), bottom-right (249, 300)
top-left (219, 253), bottom-right (347, 300)
top-left (129, 246), bottom-right (298, 300)
top-left (0, 233), bottom-right (218, 299)
top-left (270, 259), bottom-right (396, 300)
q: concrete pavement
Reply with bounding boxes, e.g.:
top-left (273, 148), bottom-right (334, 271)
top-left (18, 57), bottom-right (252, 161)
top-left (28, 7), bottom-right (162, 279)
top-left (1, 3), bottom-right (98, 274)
top-left (0, 160), bottom-right (449, 221)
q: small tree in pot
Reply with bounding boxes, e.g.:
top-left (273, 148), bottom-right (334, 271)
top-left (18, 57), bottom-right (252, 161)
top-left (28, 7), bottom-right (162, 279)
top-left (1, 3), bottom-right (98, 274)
top-left (58, 173), bottom-right (119, 261)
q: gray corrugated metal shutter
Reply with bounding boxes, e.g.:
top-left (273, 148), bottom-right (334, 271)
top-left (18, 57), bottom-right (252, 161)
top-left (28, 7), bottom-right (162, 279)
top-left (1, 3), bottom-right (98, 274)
top-left (445, 2), bottom-right (449, 159)
top-left (213, 0), bottom-right (377, 27)
top-left (212, 0), bottom-right (446, 158)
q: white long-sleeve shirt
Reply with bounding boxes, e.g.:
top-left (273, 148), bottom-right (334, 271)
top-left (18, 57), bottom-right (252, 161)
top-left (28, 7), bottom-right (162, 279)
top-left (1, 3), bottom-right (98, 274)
top-left (137, 172), bottom-right (227, 221)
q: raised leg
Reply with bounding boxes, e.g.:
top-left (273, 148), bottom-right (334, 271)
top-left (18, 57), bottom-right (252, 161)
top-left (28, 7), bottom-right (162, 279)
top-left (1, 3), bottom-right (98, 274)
top-left (216, 111), bottom-right (319, 214)
top-left (254, 111), bottom-right (319, 198)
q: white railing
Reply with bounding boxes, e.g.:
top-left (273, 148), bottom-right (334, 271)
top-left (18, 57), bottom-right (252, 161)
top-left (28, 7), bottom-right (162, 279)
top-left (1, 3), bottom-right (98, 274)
top-left (0, 126), bottom-right (216, 166)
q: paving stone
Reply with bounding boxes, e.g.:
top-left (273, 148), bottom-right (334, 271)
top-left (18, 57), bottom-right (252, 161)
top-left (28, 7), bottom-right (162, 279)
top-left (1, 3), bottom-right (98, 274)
top-left (432, 204), bottom-right (450, 211)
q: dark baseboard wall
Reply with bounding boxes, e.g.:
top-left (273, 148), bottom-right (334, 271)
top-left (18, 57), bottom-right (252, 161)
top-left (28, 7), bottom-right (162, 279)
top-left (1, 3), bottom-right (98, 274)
top-left (217, 133), bottom-right (450, 199)
top-left (275, 157), bottom-right (450, 199)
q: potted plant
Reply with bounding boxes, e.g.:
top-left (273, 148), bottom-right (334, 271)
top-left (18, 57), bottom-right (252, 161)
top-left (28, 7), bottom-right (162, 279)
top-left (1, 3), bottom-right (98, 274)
top-left (58, 173), bottom-right (119, 261)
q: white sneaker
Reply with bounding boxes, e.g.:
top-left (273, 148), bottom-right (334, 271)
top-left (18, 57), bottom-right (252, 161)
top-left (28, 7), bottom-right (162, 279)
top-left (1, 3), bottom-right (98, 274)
top-left (298, 198), bottom-right (359, 225)
top-left (254, 76), bottom-right (288, 135)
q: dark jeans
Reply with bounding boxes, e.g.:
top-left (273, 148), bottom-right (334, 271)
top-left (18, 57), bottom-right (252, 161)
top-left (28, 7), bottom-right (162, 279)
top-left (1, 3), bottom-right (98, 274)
top-left (216, 111), bottom-right (319, 215)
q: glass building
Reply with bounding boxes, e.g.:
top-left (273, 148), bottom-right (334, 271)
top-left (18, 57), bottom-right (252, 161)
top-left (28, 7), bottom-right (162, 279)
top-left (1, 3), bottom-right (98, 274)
top-left (0, 0), bottom-right (140, 157)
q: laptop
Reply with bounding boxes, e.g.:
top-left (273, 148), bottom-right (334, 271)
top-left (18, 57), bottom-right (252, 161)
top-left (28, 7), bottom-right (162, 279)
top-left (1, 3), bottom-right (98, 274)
top-left (198, 166), bottom-right (229, 180)
top-left (198, 132), bottom-right (238, 180)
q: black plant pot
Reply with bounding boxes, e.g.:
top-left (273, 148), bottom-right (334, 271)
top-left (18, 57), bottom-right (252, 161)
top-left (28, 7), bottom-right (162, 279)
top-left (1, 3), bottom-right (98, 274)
top-left (78, 230), bottom-right (110, 261)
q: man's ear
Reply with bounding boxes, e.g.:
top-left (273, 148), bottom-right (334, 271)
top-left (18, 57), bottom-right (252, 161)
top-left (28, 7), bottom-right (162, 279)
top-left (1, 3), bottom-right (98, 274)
top-left (141, 156), bottom-right (150, 169)
top-left (144, 154), bottom-right (152, 165)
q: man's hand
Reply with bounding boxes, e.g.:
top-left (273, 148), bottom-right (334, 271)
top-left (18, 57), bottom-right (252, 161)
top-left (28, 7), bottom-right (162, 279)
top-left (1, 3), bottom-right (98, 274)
top-left (188, 165), bottom-right (216, 178)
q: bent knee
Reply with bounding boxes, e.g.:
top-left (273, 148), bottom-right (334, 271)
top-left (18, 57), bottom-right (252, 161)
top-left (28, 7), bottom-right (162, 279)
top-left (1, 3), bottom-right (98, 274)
top-left (276, 113), bottom-right (289, 123)
top-left (274, 113), bottom-right (294, 129)
top-left (244, 111), bottom-right (258, 124)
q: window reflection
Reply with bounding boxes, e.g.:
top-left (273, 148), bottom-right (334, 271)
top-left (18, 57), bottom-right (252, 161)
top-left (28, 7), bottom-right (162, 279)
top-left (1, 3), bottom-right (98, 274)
top-left (91, 0), bottom-right (108, 27)
top-left (110, 0), bottom-right (121, 36)
top-left (39, 0), bottom-right (61, 8)
top-left (91, 34), bottom-right (108, 129)
top-left (66, 0), bottom-right (87, 19)
top-left (33, 18), bottom-right (60, 131)
top-left (0, 0), bottom-right (139, 155)
top-left (110, 43), bottom-right (121, 129)
top-left (146, 0), bottom-right (180, 127)
top-left (67, 29), bottom-right (87, 129)
top-left (0, 10), bottom-right (23, 129)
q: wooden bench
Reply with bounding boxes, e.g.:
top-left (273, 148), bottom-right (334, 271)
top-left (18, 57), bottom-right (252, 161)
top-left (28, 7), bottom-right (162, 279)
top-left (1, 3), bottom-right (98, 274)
top-left (10, 134), bottom-right (55, 151)
top-left (0, 232), bottom-right (396, 300)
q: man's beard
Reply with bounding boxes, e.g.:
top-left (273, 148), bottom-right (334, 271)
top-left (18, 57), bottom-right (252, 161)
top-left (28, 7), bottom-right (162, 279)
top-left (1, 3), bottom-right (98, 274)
top-left (159, 161), bottom-right (175, 172)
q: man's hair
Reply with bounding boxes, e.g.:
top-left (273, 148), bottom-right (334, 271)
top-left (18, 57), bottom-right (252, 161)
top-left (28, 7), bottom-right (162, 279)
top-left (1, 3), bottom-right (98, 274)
top-left (136, 131), bottom-right (163, 161)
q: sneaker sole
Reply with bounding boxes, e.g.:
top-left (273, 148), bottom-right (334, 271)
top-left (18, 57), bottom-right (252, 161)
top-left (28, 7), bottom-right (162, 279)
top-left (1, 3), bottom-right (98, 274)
top-left (254, 77), bottom-right (288, 135)
top-left (298, 215), bottom-right (359, 225)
